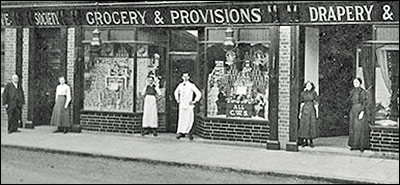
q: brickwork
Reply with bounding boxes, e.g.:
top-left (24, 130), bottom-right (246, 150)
top-left (21, 28), bottom-right (30, 125)
top-left (80, 112), bottom-right (166, 134)
top-left (278, 26), bottom-right (291, 149)
top-left (4, 28), bottom-right (17, 83)
top-left (2, 28), bottom-right (17, 123)
top-left (195, 117), bottom-right (270, 143)
top-left (370, 126), bottom-right (399, 153)
top-left (67, 28), bottom-right (75, 124)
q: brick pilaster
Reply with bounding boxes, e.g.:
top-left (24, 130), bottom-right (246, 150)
top-left (21, 28), bottom-right (32, 128)
top-left (67, 28), bottom-right (75, 124)
top-left (278, 26), bottom-right (291, 150)
top-left (4, 28), bottom-right (17, 83)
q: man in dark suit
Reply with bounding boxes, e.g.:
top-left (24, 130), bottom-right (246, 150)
top-left (2, 74), bottom-right (25, 134)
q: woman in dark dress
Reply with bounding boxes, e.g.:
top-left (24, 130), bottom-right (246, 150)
top-left (298, 81), bottom-right (319, 148)
top-left (348, 78), bottom-right (370, 152)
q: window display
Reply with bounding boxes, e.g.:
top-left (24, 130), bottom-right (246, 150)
top-left (207, 43), bottom-right (270, 120)
top-left (83, 57), bottom-right (134, 112)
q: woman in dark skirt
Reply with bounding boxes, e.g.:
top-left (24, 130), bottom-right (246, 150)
top-left (298, 81), bottom-right (319, 148)
top-left (50, 76), bottom-right (72, 133)
top-left (348, 78), bottom-right (370, 152)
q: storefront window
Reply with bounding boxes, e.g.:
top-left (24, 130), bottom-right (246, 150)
top-left (205, 27), bottom-right (272, 120)
top-left (374, 46), bottom-right (399, 127)
top-left (357, 43), bottom-right (399, 127)
top-left (82, 28), bottom-right (167, 113)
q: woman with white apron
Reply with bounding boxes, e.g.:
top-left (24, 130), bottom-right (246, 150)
top-left (141, 76), bottom-right (161, 136)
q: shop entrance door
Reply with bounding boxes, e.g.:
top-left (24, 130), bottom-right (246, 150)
top-left (166, 53), bottom-right (197, 133)
top-left (30, 28), bottom-right (66, 126)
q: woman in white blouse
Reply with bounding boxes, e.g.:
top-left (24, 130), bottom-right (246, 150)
top-left (50, 76), bottom-right (72, 133)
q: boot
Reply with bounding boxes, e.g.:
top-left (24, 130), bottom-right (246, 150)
top-left (152, 128), bottom-right (158, 137)
top-left (301, 139), bottom-right (308, 147)
top-left (309, 139), bottom-right (314, 148)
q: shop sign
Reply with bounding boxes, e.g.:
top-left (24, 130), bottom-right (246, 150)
top-left (32, 11), bottom-right (60, 26)
top-left (1, 1), bottom-right (398, 27)
top-left (83, 1), bottom-right (398, 26)
top-left (227, 103), bottom-right (253, 118)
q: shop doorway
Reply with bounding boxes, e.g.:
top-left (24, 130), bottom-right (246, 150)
top-left (166, 29), bottom-right (199, 133)
top-left (29, 28), bottom-right (67, 126)
top-left (300, 25), bottom-right (372, 149)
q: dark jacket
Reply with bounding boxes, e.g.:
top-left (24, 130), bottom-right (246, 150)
top-left (2, 82), bottom-right (25, 112)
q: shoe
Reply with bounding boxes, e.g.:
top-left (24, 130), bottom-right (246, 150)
top-left (153, 129), bottom-right (158, 137)
top-left (63, 129), bottom-right (68, 134)
top-left (53, 130), bottom-right (62, 133)
top-left (360, 149), bottom-right (365, 153)
top-left (188, 134), bottom-right (194, 140)
top-left (176, 133), bottom-right (184, 139)
top-left (141, 129), bottom-right (145, 136)
top-left (310, 143), bottom-right (314, 148)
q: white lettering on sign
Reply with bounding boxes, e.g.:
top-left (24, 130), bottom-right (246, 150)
top-left (170, 8), bottom-right (262, 24)
top-left (34, 12), bottom-right (60, 26)
top-left (1, 13), bottom-right (12, 26)
top-left (86, 10), bottom-right (146, 25)
top-left (309, 5), bottom-right (374, 22)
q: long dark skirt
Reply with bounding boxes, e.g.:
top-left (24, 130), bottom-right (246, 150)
top-left (348, 104), bottom-right (370, 149)
top-left (298, 103), bottom-right (317, 139)
top-left (50, 95), bottom-right (71, 127)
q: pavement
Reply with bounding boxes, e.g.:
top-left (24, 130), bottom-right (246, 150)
top-left (1, 123), bottom-right (399, 184)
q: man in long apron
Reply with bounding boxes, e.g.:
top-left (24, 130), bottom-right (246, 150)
top-left (174, 73), bottom-right (202, 140)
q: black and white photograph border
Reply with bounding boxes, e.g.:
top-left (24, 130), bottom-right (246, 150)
top-left (1, 1), bottom-right (399, 184)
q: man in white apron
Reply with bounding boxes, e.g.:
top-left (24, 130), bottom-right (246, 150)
top-left (174, 73), bottom-right (202, 140)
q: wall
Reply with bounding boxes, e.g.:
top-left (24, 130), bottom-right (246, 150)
top-left (370, 126), bottom-right (399, 153)
top-left (195, 116), bottom-right (270, 143)
top-left (80, 112), bottom-right (166, 134)
top-left (304, 27), bottom-right (319, 93)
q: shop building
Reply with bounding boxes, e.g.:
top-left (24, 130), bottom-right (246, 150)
top-left (1, 1), bottom-right (398, 153)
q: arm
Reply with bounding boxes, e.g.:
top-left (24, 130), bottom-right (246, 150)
top-left (65, 85), bottom-right (72, 108)
top-left (142, 86), bottom-right (147, 97)
top-left (155, 85), bottom-right (162, 96)
top-left (2, 84), bottom-right (10, 106)
top-left (192, 84), bottom-right (202, 103)
top-left (314, 91), bottom-right (319, 118)
top-left (359, 89), bottom-right (367, 119)
top-left (298, 92), bottom-right (304, 119)
top-left (174, 85), bottom-right (180, 103)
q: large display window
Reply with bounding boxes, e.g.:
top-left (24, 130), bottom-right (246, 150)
top-left (82, 28), bottom-right (167, 113)
top-left (205, 27), bottom-right (273, 120)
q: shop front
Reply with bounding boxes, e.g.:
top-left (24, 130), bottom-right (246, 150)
top-left (1, 1), bottom-right (398, 153)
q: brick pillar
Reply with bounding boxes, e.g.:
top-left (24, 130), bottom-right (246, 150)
top-left (67, 28), bottom-right (75, 124)
top-left (4, 28), bottom-right (17, 83)
top-left (278, 26), bottom-right (291, 150)
top-left (21, 28), bottom-right (33, 128)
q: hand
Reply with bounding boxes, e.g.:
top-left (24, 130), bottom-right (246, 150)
top-left (5, 104), bottom-right (8, 109)
top-left (358, 111), bottom-right (364, 120)
top-left (176, 100), bottom-right (180, 104)
top-left (298, 113), bottom-right (302, 119)
top-left (64, 105), bottom-right (69, 109)
top-left (189, 101), bottom-right (196, 106)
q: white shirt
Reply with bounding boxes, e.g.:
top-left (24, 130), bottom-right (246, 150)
top-left (174, 81), bottom-right (202, 109)
top-left (55, 84), bottom-right (71, 107)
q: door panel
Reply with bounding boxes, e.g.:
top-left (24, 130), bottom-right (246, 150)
top-left (31, 28), bottom-right (65, 126)
top-left (167, 53), bottom-right (197, 133)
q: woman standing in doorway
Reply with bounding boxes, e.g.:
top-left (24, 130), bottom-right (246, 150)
top-left (141, 76), bottom-right (161, 137)
top-left (298, 81), bottom-right (319, 148)
top-left (51, 76), bottom-right (72, 133)
top-left (348, 78), bottom-right (370, 152)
